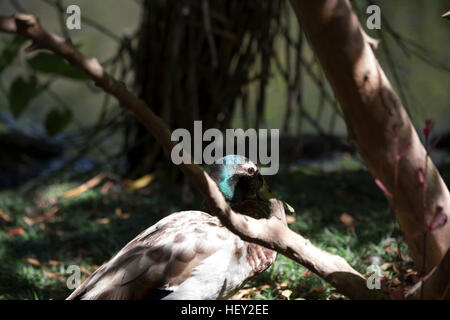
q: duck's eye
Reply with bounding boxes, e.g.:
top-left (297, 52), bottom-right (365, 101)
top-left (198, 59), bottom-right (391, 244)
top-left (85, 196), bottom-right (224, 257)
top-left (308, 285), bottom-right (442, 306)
top-left (247, 167), bottom-right (255, 175)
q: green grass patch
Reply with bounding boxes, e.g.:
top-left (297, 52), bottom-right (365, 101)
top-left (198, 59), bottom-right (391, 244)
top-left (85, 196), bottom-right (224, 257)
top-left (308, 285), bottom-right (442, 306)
top-left (1, 161), bottom-right (449, 300)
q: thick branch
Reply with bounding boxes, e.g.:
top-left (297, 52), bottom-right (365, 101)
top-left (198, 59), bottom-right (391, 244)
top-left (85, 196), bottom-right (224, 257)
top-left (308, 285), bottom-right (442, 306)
top-left (0, 13), bottom-right (382, 299)
top-left (289, 0), bottom-right (450, 274)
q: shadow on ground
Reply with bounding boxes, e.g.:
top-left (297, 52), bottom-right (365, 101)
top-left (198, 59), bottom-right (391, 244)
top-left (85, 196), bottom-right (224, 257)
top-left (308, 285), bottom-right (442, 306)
top-left (1, 163), bottom-right (449, 300)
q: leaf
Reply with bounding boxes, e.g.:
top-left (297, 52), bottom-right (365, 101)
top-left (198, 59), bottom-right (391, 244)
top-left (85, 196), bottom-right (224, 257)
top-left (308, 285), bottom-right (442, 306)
top-left (80, 267), bottom-right (92, 275)
top-left (381, 262), bottom-right (392, 271)
top-left (44, 108), bottom-right (73, 136)
top-left (9, 76), bottom-right (44, 118)
top-left (44, 272), bottom-right (64, 278)
top-left (124, 174), bottom-right (155, 193)
top-left (25, 206), bottom-right (61, 225)
top-left (7, 227), bottom-right (24, 236)
top-left (26, 257), bottom-right (41, 268)
top-left (428, 213), bottom-right (448, 231)
top-left (61, 174), bottom-right (106, 199)
top-left (27, 52), bottom-right (89, 80)
top-left (101, 181), bottom-right (114, 195)
top-left (281, 289), bottom-right (292, 300)
top-left (0, 209), bottom-right (12, 222)
top-left (339, 212), bottom-right (356, 231)
top-left (96, 218), bottom-right (110, 225)
top-left (283, 201), bottom-right (295, 214)
top-left (0, 36), bottom-right (27, 73)
top-left (48, 260), bottom-right (61, 266)
top-left (115, 208), bottom-right (131, 219)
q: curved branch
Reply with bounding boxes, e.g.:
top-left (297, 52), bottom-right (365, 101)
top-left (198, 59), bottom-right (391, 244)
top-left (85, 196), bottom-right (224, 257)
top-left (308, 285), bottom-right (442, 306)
top-left (0, 13), bottom-right (382, 299)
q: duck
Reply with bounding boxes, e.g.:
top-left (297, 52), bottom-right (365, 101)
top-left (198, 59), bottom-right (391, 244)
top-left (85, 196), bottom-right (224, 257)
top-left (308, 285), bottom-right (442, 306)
top-left (66, 155), bottom-right (286, 300)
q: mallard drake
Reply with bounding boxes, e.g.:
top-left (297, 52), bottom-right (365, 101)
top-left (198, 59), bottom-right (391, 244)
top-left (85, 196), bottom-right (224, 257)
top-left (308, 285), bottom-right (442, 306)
top-left (67, 155), bottom-right (285, 300)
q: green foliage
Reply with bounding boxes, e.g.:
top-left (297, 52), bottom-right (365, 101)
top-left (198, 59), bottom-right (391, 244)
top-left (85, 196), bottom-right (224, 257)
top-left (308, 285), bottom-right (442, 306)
top-left (0, 36), bottom-right (26, 73)
top-left (44, 108), bottom-right (73, 136)
top-left (27, 52), bottom-right (89, 81)
top-left (1, 43), bottom-right (80, 132)
top-left (8, 76), bottom-right (46, 118)
top-left (1, 162), bottom-right (448, 300)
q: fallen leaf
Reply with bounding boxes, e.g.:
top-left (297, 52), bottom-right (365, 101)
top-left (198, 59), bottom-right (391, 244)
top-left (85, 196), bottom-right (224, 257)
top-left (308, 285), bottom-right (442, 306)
top-left (27, 206), bottom-right (61, 225)
top-left (0, 209), bottom-right (12, 222)
top-left (400, 252), bottom-right (411, 262)
top-left (48, 260), bottom-right (61, 266)
top-left (385, 244), bottom-right (391, 254)
top-left (44, 272), bottom-right (64, 278)
top-left (80, 267), bottom-right (92, 275)
top-left (231, 288), bottom-right (255, 300)
top-left (340, 212), bottom-right (356, 231)
top-left (101, 181), bottom-right (114, 195)
top-left (124, 174), bottom-right (155, 193)
top-left (392, 263), bottom-right (400, 274)
top-left (61, 174), bottom-right (106, 199)
top-left (96, 218), bottom-right (110, 224)
top-left (26, 257), bottom-right (41, 267)
top-left (22, 217), bottom-right (33, 226)
top-left (8, 227), bottom-right (24, 236)
top-left (281, 289), bottom-right (292, 299)
top-left (381, 263), bottom-right (392, 271)
top-left (115, 208), bottom-right (131, 219)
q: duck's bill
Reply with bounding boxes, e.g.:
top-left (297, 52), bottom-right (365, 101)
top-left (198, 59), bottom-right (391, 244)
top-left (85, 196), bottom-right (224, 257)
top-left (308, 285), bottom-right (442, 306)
top-left (257, 179), bottom-right (295, 214)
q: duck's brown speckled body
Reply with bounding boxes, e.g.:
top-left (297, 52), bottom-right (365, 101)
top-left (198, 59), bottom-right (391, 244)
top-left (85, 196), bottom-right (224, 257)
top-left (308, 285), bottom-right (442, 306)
top-left (66, 155), bottom-right (284, 300)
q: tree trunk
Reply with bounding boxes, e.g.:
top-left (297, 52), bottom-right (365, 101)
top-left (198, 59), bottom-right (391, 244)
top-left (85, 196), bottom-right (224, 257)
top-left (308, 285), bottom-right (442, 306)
top-left (288, 0), bottom-right (450, 273)
top-left (126, 0), bottom-right (282, 176)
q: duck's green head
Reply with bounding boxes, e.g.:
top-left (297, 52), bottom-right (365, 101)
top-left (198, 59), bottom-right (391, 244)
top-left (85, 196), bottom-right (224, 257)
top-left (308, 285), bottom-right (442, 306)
top-left (209, 155), bottom-right (295, 215)
top-left (209, 155), bottom-right (264, 204)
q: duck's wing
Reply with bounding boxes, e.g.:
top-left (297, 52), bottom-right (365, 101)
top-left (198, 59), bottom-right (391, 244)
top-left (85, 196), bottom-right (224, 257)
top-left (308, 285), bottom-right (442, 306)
top-left (66, 210), bottom-right (251, 300)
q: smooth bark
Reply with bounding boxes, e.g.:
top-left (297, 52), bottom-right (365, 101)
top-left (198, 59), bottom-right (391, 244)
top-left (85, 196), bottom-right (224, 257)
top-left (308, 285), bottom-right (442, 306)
top-left (289, 0), bottom-right (450, 273)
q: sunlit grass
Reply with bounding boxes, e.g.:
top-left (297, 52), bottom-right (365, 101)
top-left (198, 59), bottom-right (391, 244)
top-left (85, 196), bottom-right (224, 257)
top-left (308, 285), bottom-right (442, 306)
top-left (1, 161), bottom-right (448, 300)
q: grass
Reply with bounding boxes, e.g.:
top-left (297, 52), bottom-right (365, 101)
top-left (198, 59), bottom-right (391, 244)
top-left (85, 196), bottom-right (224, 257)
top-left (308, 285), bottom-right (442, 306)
top-left (1, 159), bottom-right (449, 300)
